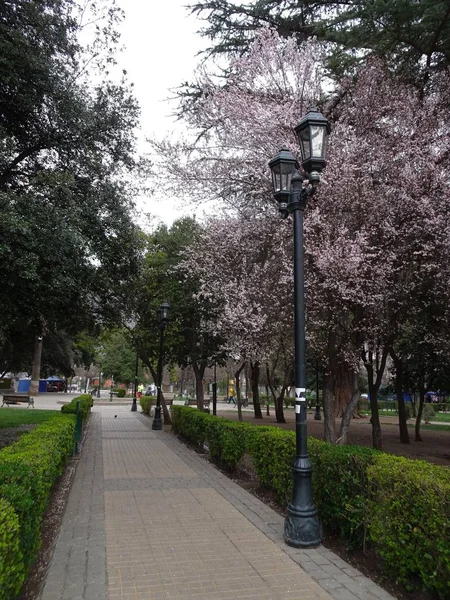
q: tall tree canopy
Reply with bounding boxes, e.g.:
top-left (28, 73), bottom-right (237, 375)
top-left (189, 0), bottom-right (450, 80)
top-left (0, 0), bottom-right (144, 370)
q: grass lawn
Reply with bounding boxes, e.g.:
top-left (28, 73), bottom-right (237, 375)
top-left (360, 409), bottom-right (450, 423)
top-left (0, 408), bottom-right (60, 428)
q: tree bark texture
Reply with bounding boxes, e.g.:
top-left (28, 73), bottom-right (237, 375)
top-left (147, 361), bottom-right (172, 425)
top-left (415, 384), bottom-right (425, 442)
top-left (363, 345), bottom-right (388, 451)
top-left (323, 371), bottom-right (336, 443)
top-left (338, 370), bottom-right (360, 444)
top-left (29, 335), bottom-right (43, 395)
top-left (235, 361), bottom-right (246, 423)
top-left (250, 361), bottom-right (263, 419)
top-left (390, 350), bottom-right (410, 444)
top-left (192, 362), bottom-right (206, 411)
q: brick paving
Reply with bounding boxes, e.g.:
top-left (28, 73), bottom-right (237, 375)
top-left (40, 407), bottom-right (396, 600)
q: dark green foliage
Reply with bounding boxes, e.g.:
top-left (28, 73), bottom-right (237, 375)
top-left (170, 407), bottom-right (449, 596)
top-left (0, 0), bottom-right (143, 359)
top-left (139, 395), bottom-right (155, 415)
top-left (134, 219), bottom-right (227, 393)
top-left (0, 414), bottom-right (75, 577)
top-left (368, 456), bottom-right (450, 599)
top-left (115, 388), bottom-right (126, 398)
top-left (60, 394), bottom-right (92, 421)
top-left (189, 1), bottom-right (450, 83)
top-left (308, 440), bottom-right (377, 544)
top-left (246, 426), bottom-right (296, 504)
top-left (0, 498), bottom-right (25, 600)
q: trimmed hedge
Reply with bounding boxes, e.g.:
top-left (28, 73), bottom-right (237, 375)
top-left (0, 414), bottom-right (76, 598)
top-left (0, 498), bottom-right (24, 600)
top-left (171, 406), bottom-right (450, 598)
top-left (61, 394), bottom-right (93, 420)
top-left (139, 396), bottom-right (155, 415)
top-left (368, 456), bottom-right (450, 598)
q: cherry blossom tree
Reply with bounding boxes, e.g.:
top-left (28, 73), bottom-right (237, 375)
top-left (150, 29), bottom-right (450, 447)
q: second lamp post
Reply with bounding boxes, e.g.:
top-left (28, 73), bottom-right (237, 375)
top-left (269, 108), bottom-right (330, 548)
top-left (152, 301), bottom-right (170, 430)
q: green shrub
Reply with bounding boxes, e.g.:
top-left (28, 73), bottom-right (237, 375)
top-left (205, 419), bottom-right (252, 468)
top-left (139, 396), bottom-right (155, 415)
top-left (246, 427), bottom-right (295, 503)
top-left (0, 498), bottom-right (25, 600)
top-left (283, 397), bottom-right (295, 408)
top-left (422, 404), bottom-right (436, 423)
top-left (115, 388), bottom-right (126, 398)
top-left (0, 415), bottom-right (75, 576)
top-left (368, 456), bottom-right (450, 598)
top-left (61, 394), bottom-right (92, 420)
top-left (309, 440), bottom-right (377, 545)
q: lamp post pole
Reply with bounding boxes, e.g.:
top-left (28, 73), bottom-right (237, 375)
top-left (131, 350), bottom-right (138, 412)
top-left (268, 108), bottom-right (330, 549)
top-left (212, 363), bottom-right (217, 416)
top-left (314, 360), bottom-right (322, 420)
top-left (284, 171), bottom-right (322, 548)
top-left (152, 301), bottom-right (170, 430)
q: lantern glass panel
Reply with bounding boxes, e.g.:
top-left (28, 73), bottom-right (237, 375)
top-left (299, 128), bottom-right (310, 160)
top-left (311, 125), bottom-right (325, 158)
top-left (271, 161), bottom-right (294, 191)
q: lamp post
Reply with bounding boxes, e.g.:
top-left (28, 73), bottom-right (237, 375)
top-left (314, 360), bottom-right (322, 420)
top-left (132, 350), bottom-right (139, 412)
top-left (269, 108), bottom-right (330, 548)
top-left (126, 318), bottom-right (139, 412)
top-left (212, 363), bottom-right (217, 416)
top-left (152, 301), bottom-right (170, 430)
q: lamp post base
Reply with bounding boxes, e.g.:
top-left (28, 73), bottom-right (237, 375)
top-left (152, 405), bottom-right (162, 430)
top-left (284, 458), bottom-right (322, 548)
top-left (314, 405), bottom-right (322, 420)
top-left (284, 507), bottom-right (322, 548)
top-left (131, 397), bottom-right (137, 412)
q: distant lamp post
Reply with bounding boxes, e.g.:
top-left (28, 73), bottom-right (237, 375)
top-left (152, 301), bottom-right (170, 430)
top-left (212, 363), bottom-right (217, 416)
top-left (269, 108), bottom-right (330, 548)
top-left (97, 372), bottom-right (102, 399)
top-left (126, 318), bottom-right (139, 412)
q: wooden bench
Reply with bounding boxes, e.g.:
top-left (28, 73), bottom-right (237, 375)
top-left (1, 393), bottom-right (34, 408)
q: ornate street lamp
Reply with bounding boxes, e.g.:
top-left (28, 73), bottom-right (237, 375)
top-left (269, 108), bottom-right (330, 548)
top-left (152, 301), bottom-right (170, 430)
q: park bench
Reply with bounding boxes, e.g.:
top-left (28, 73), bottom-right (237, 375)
top-left (172, 398), bottom-right (186, 407)
top-left (1, 392), bottom-right (34, 408)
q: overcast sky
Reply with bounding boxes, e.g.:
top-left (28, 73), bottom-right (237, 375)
top-left (115, 0), bottom-right (209, 226)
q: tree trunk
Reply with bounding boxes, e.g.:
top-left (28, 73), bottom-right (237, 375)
top-left (192, 362), bottom-right (207, 411)
top-left (266, 363), bottom-right (286, 423)
top-left (29, 335), bottom-right (43, 395)
top-left (362, 345), bottom-right (388, 451)
top-left (390, 350), bottom-right (410, 444)
top-left (415, 384), bottom-right (425, 442)
top-left (146, 361), bottom-right (172, 425)
top-left (323, 370), bottom-right (336, 443)
top-left (338, 370), bottom-right (360, 444)
top-left (250, 361), bottom-right (263, 419)
top-left (235, 361), bottom-right (246, 423)
top-left (333, 363), bottom-right (353, 418)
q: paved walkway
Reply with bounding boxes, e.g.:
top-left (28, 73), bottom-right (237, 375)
top-left (40, 407), bottom-right (395, 600)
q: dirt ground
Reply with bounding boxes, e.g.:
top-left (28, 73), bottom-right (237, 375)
top-left (217, 406), bottom-right (450, 466)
